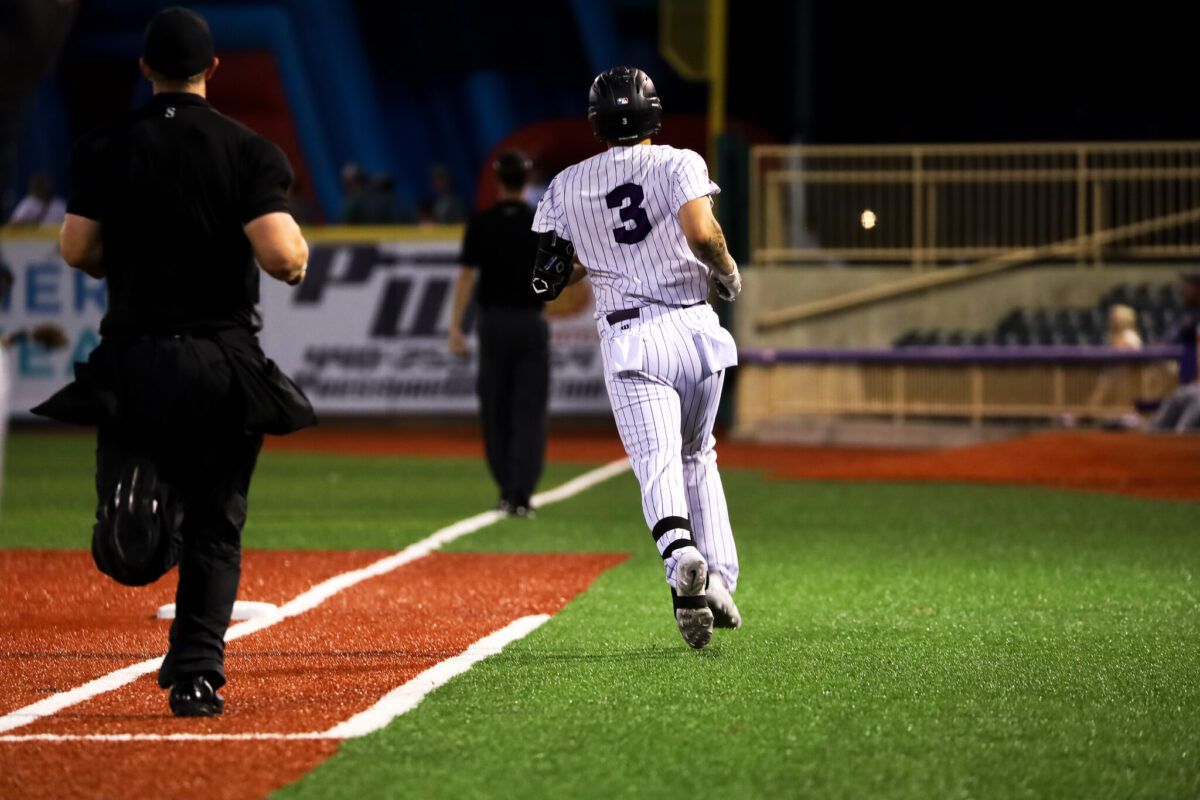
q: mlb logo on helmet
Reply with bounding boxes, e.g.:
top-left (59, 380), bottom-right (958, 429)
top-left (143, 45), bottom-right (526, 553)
top-left (588, 66), bottom-right (663, 144)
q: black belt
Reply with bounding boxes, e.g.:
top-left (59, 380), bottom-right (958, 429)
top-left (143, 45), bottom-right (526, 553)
top-left (605, 301), bottom-right (704, 326)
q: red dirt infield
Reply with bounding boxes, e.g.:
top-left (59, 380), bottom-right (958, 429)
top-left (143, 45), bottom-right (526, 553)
top-left (0, 549), bottom-right (626, 799)
top-left (266, 427), bottom-right (1200, 501)
top-left (0, 549), bottom-right (386, 717)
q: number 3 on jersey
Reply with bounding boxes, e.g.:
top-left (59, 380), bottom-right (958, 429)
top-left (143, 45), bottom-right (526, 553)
top-left (606, 183), bottom-right (653, 245)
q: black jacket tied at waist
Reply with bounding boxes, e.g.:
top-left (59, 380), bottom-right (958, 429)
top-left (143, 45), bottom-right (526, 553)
top-left (31, 327), bottom-right (316, 436)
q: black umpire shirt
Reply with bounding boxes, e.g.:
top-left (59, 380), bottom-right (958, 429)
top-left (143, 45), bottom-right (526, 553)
top-left (460, 199), bottom-right (541, 309)
top-left (34, 91), bottom-right (315, 435)
top-left (67, 91), bottom-right (293, 335)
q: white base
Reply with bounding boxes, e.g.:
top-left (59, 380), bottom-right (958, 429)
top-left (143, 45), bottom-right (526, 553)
top-left (156, 600), bottom-right (279, 621)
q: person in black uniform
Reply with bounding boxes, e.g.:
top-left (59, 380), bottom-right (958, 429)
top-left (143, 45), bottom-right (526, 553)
top-left (33, 7), bottom-right (315, 717)
top-left (448, 151), bottom-right (547, 516)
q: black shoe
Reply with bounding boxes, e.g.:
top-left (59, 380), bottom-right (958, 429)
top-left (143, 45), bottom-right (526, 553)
top-left (169, 674), bottom-right (225, 717)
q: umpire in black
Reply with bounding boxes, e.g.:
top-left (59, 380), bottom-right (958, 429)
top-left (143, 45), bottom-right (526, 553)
top-left (448, 151), bottom-right (547, 516)
top-left (33, 7), bottom-right (315, 717)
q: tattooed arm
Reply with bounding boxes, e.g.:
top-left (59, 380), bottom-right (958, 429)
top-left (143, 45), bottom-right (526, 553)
top-left (679, 197), bottom-right (741, 300)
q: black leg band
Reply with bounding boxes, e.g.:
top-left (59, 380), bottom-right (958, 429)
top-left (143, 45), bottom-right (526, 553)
top-left (671, 588), bottom-right (708, 610)
top-left (651, 516), bottom-right (692, 543)
top-left (660, 538), bottom-right (696, 561)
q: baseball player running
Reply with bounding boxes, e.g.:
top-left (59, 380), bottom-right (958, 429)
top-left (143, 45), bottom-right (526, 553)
top-left (531, 66), bottom-right (743, 649)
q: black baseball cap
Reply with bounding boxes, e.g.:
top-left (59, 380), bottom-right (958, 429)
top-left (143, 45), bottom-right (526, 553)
top-left (493, 150), bottom-right (533, 189)
top-left (143, 7), bottom-right (214, 80)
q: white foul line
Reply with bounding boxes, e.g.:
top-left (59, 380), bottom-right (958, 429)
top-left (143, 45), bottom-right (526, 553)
top-left (0, 459), bottom-right (629, 735)
top-left (0, 614), bottom-right (551, 743)
top-left (322, 614), bottom-right (550, 738)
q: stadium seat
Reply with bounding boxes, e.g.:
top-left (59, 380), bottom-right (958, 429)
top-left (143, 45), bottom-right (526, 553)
top-left (1132, 283), bottom-right (1154, 310)
top-left (893, 329), bottom-right (923, 347)
top-left (892, 280), bottom-right (1187, 349)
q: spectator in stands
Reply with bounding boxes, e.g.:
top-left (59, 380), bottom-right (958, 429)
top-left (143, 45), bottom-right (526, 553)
top-left (6, 173), bottom-right (66, 227)
top-left (415, 198), bottom-right (434, 225)
top-left (1148, 273), bottom-right (1200, 433)
top-left (1107, 304), bottom-right (1143, 350)
top-left (339, 162), bottom-right (371, 224)
top-left (428, 164), bottom-right (465, 224)
top-left (365, 172), bottom-right (404, 224)
top-left (1085, 304), bottom-right (1143, 426)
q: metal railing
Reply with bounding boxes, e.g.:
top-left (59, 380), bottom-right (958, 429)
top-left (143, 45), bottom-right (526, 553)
top-left (735, 346), bottom-right (1182, 428)
top-left (750, 142), bottom-right (1200, 268)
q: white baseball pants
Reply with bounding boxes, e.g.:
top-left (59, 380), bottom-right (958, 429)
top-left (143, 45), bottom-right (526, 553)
top-left (599, 303), bottom-right (740, 592)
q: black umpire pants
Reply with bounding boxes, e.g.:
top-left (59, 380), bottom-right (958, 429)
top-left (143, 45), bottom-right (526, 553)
top-left (91, 335), bottom-right (262, 689)
top-left (476, 307), bottom-right (549, 508)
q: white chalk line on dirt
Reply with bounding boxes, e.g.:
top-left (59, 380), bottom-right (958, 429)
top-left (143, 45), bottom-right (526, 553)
top-left (0, 614), bottom-right (552, 743)
top-left (0, 459), bottom-right (629, 736)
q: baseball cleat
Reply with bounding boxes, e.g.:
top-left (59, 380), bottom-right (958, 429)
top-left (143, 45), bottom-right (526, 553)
top-left (169, 673), bottom-right (225, 717)
top-left (706, 572), bottom-right (742, 629)
top-left (671, 547), bottom-right (713, 649)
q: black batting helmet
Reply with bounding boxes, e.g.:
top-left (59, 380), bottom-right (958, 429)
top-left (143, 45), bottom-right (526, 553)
top-left (92, 460), bottom-right (178, 587)
top-left (588, 66), bottom-right (662, 145)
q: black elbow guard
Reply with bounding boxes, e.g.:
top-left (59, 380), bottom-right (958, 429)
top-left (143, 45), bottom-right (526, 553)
top-left (532, 231), bottom-right (575, 300)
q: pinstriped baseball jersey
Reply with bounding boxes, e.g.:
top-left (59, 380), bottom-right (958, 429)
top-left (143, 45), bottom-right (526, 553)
top-left (530, 142), bottom-right (740, 599)
top-left (532, 144), bottom-right (719, 316)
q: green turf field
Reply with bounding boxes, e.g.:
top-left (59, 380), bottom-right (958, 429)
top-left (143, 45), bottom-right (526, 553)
top-left (4, 431), bottom-right (1199, 799)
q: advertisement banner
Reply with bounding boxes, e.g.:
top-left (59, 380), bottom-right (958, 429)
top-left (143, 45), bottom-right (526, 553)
top-left (0, 235), bottom-right (610, 418)
top-left (258, 239), bottom-right (609, 414)
top-left (0, 237), bottom-right (106, 419)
